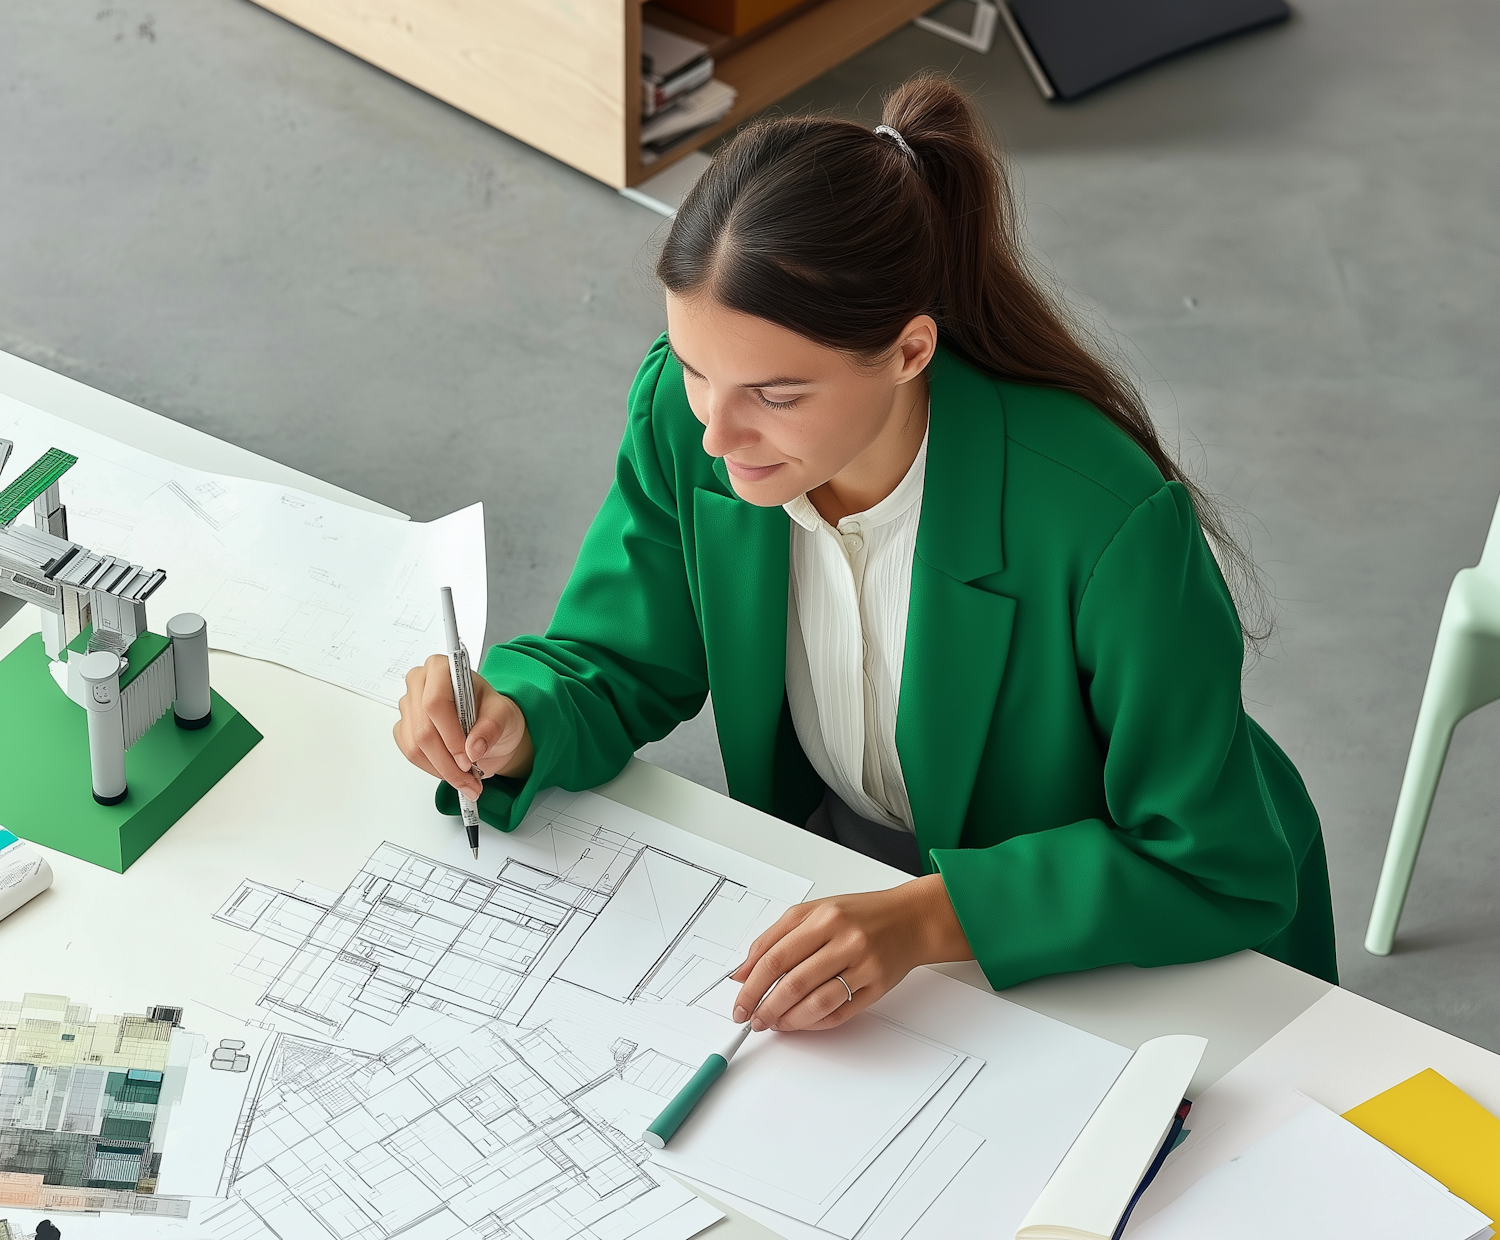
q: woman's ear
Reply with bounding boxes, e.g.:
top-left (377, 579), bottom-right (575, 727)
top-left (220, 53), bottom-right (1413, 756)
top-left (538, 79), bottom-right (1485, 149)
top-left (893, 314), bottom-right (939, 382)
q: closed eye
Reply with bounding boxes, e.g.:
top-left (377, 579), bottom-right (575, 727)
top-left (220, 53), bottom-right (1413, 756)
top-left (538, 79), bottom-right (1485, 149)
top-left (755, 391), bottom-right (800, 410)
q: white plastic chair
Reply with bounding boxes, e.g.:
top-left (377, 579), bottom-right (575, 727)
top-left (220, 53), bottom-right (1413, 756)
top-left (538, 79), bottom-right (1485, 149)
top-left (1366, 494), bottom-right (1500, 955)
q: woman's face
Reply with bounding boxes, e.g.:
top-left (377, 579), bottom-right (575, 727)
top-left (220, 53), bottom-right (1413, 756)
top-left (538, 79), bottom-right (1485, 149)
top-left (665, 291), bottom-right (935, 508)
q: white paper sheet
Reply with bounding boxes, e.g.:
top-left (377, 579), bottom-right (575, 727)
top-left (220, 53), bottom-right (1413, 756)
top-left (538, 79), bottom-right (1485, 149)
top-left (860, 1123), bottom-right (987, 1240)
top-left (154, 1008), bottom-right (274, 1196)
top-left (686, 1094), bottom-right (987, 1240)
top-left (686, 968), bottom-right (1135, 1240)
top-left (0, 393), bottom-right (486, 705)
top-left (1129, 985), bottom-right (1500, 1227)
top-left (818, 1056), bottom-right (984, 1238)
top-left (650, 1011), bottom-right (973, 1223)
top-left (1127, 1098), bottom-right (1493, 1240)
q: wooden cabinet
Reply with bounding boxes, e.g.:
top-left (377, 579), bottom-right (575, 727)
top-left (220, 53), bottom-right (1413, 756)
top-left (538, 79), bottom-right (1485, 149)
top-left (248, 0), bottom-right (940, 188)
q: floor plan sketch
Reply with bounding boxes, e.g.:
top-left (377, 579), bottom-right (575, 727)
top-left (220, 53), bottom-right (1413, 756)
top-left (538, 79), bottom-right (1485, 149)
top-left (214, 791), bottom-right (810, 1044)
top-left (195, 791), bottom-right (811, 1240)
top-left (215, 842), bottom-right (609, 1038)
top-left (198, 1017), bottom-right (719, 1240)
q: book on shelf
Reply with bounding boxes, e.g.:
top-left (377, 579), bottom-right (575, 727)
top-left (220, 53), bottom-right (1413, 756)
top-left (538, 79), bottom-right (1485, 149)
top-left (641, 78), bottom-right (737, 155)
top-left (642, 25), bottom-right (714, 118)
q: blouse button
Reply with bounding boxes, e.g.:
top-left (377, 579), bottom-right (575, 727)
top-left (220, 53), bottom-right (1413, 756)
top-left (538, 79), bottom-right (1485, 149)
top-left (842, 532), bottom-right (865, 553)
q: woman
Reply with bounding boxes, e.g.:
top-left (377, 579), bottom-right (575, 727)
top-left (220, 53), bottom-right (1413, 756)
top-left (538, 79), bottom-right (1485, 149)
top-left (395, 75), bottom-right (1337, 1039)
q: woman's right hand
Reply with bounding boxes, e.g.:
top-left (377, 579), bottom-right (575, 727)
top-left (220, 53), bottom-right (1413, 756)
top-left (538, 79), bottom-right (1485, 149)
top-left (394, 655), bottom-right (534, 800)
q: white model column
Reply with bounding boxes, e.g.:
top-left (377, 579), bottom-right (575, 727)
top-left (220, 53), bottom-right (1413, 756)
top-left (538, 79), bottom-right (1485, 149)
top-left (77, 650), bottom-right (127, 805)
top-left (39, 611), bottom-right (66, 661)
top-left (167, 612), bottom-right (211, 729)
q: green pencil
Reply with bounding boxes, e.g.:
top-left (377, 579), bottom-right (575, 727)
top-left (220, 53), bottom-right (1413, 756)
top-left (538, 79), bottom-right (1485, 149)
top-left (641, 1023), bottom-right (754, 1149)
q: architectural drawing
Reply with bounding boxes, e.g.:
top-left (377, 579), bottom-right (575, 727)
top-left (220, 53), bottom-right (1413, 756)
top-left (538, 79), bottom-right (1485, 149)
top-left (213, 801), bottom-right (786, 1042)
top-left (194, 792), bottom-right (811, 1240)
top-left (198, 1017), bottom-right (717, 1240)
top-left (0, 395), bottom-right (487, 708)
top-left (0, 994), bottom-right (192, 1219)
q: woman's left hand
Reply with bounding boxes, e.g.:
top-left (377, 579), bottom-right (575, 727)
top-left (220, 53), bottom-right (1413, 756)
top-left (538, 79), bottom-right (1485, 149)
top-left (729, 873), bottom-right (974, 1033)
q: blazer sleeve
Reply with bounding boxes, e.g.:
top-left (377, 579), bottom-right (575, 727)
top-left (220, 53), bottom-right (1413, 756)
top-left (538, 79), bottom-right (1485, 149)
top-left (931, 480), bottom-right (1302, 990)
top-left (435, 338), bottom-right (710, 831)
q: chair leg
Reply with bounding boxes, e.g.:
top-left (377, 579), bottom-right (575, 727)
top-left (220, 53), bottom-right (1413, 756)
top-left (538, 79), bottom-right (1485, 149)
top-left (1366, 589), bottom-right (1500, 955)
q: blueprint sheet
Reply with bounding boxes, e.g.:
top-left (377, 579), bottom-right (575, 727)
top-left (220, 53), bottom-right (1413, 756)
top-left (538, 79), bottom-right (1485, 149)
top-left (175, 790), bottom-right (815, 1240)
top-left (0, 394), bottom-right (486, 706)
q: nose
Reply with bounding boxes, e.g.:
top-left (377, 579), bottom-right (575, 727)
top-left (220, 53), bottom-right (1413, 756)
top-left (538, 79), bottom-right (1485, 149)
top-left (698, 390), bottom-right (754, 460)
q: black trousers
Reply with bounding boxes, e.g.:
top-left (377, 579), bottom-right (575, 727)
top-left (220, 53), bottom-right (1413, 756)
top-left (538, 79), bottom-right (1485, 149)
top-left (803, 787), bottom-right (923, 876)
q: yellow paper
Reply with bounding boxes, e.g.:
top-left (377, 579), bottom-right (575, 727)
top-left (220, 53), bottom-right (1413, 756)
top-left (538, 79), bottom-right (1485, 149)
top-left (1343, 1068), bottom-right (1500, 1225)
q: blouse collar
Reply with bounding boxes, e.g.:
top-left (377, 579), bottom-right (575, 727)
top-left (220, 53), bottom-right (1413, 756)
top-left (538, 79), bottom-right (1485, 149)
top-left (783, 421), bottom-right (930, 534)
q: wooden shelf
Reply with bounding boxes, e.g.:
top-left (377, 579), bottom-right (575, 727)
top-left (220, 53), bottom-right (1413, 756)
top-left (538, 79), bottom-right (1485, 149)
top-left (635, 0), bottom-right (936, 184)
top-left (246, 0), bottom-right (937, 191)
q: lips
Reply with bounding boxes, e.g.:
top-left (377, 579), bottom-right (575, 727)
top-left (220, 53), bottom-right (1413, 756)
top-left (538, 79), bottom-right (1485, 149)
top-left (724, 458), bottom-right (783, 482)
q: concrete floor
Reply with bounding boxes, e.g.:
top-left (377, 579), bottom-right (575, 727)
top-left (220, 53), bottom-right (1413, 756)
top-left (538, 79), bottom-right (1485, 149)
top-left (3, 0), bottom-right (1498, 1049)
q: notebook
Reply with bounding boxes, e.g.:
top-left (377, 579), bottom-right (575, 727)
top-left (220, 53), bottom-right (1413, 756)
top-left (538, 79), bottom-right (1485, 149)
top-left (1003, 0), bottom-right (1291, 101)
top-left (1343, 1068), bottom-right (1500, 1226)
top-left (1016, 1034), bottom-right (1206, 1240)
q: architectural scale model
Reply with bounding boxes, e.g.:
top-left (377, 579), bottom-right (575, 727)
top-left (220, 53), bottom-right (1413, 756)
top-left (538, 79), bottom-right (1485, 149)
top-left (0, 439), bottom-right (214, 806)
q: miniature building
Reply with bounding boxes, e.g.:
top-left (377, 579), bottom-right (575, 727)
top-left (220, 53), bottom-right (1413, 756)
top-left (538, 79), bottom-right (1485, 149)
top-left (0, 440), bottom-right (213, 805)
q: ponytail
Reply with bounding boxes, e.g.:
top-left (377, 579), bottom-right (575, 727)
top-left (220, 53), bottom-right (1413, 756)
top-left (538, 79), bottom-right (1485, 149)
top-left (658, 74), bottom-right (1267, 647)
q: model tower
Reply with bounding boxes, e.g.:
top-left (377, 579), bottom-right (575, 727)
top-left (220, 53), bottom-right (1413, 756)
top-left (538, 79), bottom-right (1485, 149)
top-left (0, 439), bottom-right (215, 805)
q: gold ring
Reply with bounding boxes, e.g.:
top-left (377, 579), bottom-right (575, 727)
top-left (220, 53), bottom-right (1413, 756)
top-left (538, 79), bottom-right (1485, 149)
top-left (834, 974), bottom-right (854, 1004)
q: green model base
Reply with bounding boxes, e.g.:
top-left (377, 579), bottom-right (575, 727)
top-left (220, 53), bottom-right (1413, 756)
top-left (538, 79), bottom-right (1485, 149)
top-left (0, 633), bottom-right (262, 872)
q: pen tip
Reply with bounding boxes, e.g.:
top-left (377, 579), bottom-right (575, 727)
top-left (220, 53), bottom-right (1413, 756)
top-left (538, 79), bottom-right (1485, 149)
top-left (472, 847), bottom-right (480, 859)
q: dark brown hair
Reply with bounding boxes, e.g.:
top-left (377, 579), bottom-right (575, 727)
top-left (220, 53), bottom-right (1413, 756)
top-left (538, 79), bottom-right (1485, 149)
top-left (657, 74), bottom-right (1265, 645)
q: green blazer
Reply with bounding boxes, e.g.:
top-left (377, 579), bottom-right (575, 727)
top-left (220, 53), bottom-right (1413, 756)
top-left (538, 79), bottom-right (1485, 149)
top-left (440, 336), bottom-right (1338, 989)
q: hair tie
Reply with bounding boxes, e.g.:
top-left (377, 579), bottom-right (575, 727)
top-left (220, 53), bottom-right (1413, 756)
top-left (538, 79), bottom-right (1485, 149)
top-left (874, 124), bottom-right (917, 164)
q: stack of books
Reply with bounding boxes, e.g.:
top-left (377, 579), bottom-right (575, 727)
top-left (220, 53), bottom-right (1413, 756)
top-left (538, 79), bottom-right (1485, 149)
top-left (641, 25), bottom-right (737, 162)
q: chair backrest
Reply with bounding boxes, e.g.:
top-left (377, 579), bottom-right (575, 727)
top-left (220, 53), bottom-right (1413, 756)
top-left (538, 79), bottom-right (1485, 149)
top-left (1479, 490), bottom-right (1500, 573)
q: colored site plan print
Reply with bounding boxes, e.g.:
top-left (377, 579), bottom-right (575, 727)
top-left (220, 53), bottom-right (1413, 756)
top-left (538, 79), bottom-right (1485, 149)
top-left (0, 992), bottom-right (234, 1225)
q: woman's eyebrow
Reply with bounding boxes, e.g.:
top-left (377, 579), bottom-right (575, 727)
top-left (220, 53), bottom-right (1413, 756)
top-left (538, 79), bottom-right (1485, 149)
top-left (744, 375), bottom-right (812, 388)
top-left (667, 340), bottom-right (810, 389)
top-left (666, 340), bottom-right (705, 378)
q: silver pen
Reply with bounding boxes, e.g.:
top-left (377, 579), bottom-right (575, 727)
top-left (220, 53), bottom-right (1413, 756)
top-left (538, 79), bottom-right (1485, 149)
top-left (441, 586), bottom-right (481, 859)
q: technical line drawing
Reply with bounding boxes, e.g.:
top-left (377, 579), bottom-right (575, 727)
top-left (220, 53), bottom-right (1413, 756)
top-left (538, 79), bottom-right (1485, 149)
top-left (211, 792), bottom-right (800, 1048)
top-left (199, 1018), bottom-right (716, 1240)
top-left (196, 792), bottom-right (810, 1240)
top-left (213, 824), bottom-right (777, 1041)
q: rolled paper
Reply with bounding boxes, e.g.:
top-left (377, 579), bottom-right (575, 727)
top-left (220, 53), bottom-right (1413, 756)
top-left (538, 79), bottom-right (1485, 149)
top-left (0, 830), bottom-right (53, 922)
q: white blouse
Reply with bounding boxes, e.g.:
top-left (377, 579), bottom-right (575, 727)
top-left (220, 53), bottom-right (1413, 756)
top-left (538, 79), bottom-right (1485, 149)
top-left (784, 429), bottom-right (928, 833)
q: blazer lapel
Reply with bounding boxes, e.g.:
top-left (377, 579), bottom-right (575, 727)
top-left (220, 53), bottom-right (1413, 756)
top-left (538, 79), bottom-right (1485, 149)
top-left (898, 348), bottom-right (1018, 861)
top-left (694, 474), bottom-right (790, 813)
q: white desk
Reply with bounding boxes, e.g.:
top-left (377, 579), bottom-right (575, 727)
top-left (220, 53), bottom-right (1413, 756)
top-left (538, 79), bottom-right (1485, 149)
top-left (2, 355), bottom-right (1496, 1238)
